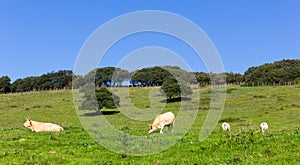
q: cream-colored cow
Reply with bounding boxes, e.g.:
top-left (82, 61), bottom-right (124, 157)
top-left (23, 117), bottom-right (64, 132)
top-left (260, 122), bottom-right (268, 133)
top-left (222, 122), bottom-right (231, 131)
top-left (149, 112), bottom-right (175, 134)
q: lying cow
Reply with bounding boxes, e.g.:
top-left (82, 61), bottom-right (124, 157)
top-left (149, 112), bottom-right (175, 134)
top-left (260, 122), bottom-right (268, 133)
top-left (23, 117), bottom-right (64, 132)
top-left (222, 122), bottom-right (231, 131)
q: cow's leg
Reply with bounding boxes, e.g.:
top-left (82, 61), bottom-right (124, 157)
top-left (168, 122), bottom-right (174, 132)
top-left (160, 124), bottom-right (165, 134)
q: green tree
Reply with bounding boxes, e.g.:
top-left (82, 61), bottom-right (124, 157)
top-left (0, 76), bottom-right (11, 94)
top-left (72, 75), bottom-right (85, 89)
top-left (151, 66), bottom-right (172, 86)
top-left (131, 66), bottom-right (196, 86)
top-left (95, 67), bottom-right (116, 87)
top-left (244, 59), bottom-right (300, 85)
top-left (162, 66), bottom-right (196, 84)
top-left (194, 72), bottom-right (210, 86)
top-left (131, 68), bottom-right (155, 86)
top-left (80, 86), bottom-right (120, 114)
top-left (161, 77), bottom-right (192, 100)
top-left (225, 72), bottom-right (243, 84)
top-left (295, 77), bottom-right (300, 84)
top-left (111, 68), bottom-right (130, 86)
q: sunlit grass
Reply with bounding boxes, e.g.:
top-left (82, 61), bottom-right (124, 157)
top-left (0, 85), bottom-right (299, 164)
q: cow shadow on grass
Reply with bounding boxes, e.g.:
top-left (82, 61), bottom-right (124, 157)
top-left (160, 97), bottom-right (192, 103)
top-left (80, 110), bottom-right (120, 117)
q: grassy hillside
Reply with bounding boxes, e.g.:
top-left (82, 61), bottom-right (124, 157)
top-left (0, 86), bottom-right (299, 164)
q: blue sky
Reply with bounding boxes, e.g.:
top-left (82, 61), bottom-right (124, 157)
top-left (1, 1), bottom-right (299, 82)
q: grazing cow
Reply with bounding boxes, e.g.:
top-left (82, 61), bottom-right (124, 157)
top-left (149, 112), bottom-right (175, 134)
top-left (23, 117), bottom-right (64, 132)
top-left (260, 122), bottom-right (268, 133)
top-left (222, 122), bottom-right (231, 131)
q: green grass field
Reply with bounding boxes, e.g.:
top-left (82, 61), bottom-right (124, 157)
top-left (0, 86), bottom-right (299, 164)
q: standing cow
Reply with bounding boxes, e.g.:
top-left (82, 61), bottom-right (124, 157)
top-left (149, 112), bottom-right (175, 134)
top-left (260, 122), bottom-right (268, 133)
top-left (23, 117), bottom-right (64, 132)
top-left (222, 122), bottom-right (231, 131)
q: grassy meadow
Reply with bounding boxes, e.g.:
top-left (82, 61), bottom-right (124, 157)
top-left (0, 86), bottom-right (299, 164)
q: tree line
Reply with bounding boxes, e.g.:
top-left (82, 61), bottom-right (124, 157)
top-left (243, 59), bottom-right (300, 86)
top-left (1, 59), bottom-right (300, 94)
top-left (0, 70), bottom-right (73, 94)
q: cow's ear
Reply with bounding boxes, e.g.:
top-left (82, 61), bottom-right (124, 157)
top-left (26, 117), bottom-right (29, 121)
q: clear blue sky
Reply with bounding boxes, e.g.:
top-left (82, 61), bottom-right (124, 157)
top-left (1, 1), bottom-right (299, 82)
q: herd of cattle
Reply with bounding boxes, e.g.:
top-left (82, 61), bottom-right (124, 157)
top-left (23, 112), bottom-right (268, 134)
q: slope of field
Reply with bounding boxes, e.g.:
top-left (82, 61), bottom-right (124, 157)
top-left (0, 86), bottom-right (299, 164)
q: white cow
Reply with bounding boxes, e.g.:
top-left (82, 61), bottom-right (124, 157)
top-left (260, 122), bottom-right (268, 133)
top-left (222, 122), bottom-right (231, 131)
top-left (149, 112), bottom-right (175, 134)
top-left (23, 117), bottom-right (64, 132)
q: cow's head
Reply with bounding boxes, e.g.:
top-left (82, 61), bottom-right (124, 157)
top-left (23, 117), bottom-right (32, 128)
top-left (148, 125), bottom-right (156, 133)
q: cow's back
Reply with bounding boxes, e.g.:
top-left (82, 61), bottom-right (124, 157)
top-left (159, 112), bottom-right (175, 125)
